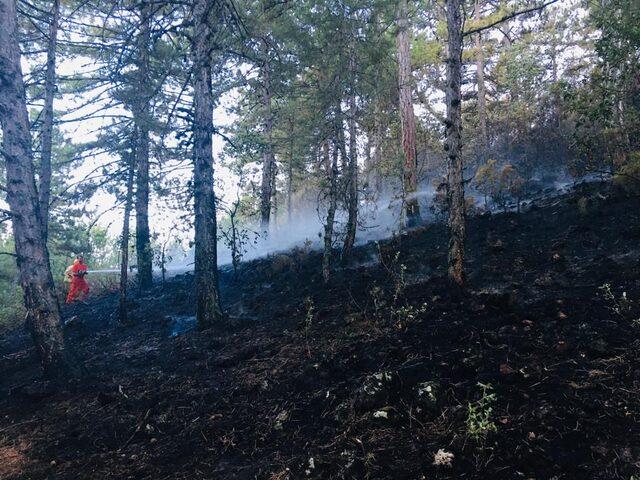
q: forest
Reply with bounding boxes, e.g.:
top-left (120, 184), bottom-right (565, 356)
top-left (0, 0), bottom-right (639, 478)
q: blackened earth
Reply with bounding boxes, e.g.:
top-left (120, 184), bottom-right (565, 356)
top-left (1, 181), bottom-right (640, 479)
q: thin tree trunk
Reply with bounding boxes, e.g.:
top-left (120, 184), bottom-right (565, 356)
top-left (372, 107), bottom-right (384, 196)
top-left (474, 0), bottom-right (488, 160)
top-left (260, 38), bottom-right (275, 233)
top-left (342, 47), bottom-right (358, 260)
top-left (134, 0), bottom-right (153, 291)
top-left (118, 143), bottom-right (136, 324)
top-left (0, 0), bottom-right (74, 379)
top-left (192, 0), bottom-right (223, 329)
top-left (445, 0), bottom-right (465, 287)
top-left (396, 0), bottom-right (420, 227)
top-left (322, 140), bottom-right (338, 283)
top-left (39, 0), bottom-right (60, 241)
top-left (286, 117), bottom-right (293, 223)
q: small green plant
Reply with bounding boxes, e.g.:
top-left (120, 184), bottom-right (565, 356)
top-left (599, 283), bottom-right (640, 326)
top-left (392, 303), bottom-right (428, 329)
top-left (304, 297), bottom-right (315, 330)
top-left (376, 244), bottom-right (407, 303)
top-left (369, 284), bottom-right (385, 319)
top-left (303, 297), bottom-right (315, 357)
top-left (466, 383), bottom-right (498, 441)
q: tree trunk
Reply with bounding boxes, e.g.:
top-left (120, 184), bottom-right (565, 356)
top-left (118, 143), bottom-right (136, 324)
top-left (0, 0), bottom-right (73, 379)
top-left (286, 117), bottom-right (293, 223)
top-left (39, 0), bottom-right (60, 241)
top-left (134, 0), bottom-right (153, 291)
top-left (445, 0), bottom-right (465, 287)
top-left (322, 140), bottom-right (337, 283)
top-left (371, 107), bottom-right (384, 197)
top-left (192, 0), bottom-right (224, 329)
top-left (342, 48), bottom-right (358, 260)
top-left (260, 39), bottom-right (275, 233)
top-left (474, 0), bottom-right (488, 159)
top-left (396, 0), bottom-right (420, 227)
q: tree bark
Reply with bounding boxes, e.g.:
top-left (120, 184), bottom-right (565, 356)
top-left (445, 0), bottom-right (466, 287)
top-left (39, 0), bottom-right (60, 241)
top-left (474, 0), bottom-right (488, 159)
top-left (396, 0), bottom-right (420, 227)
top-left (370, 105), bottom-right (384, 197)
top-left (192, 0), bottom-right (224, 329)
top-left (322, 140), bottom-right (337, 283)
top-left (260, 38), bottom-right (275, 233)
top-left (286, 117), bottom-right (293, 222)
top-left (134, 0), bottom-right (153, 291)
top-left (118, 142), bottom-right (136, 325)
top-left (342, 47), bottom-right (358, 260)
top-left (0, 0), bottom-right (73, 379)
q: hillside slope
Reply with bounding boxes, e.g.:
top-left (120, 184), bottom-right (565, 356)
top-left (1, 181), bottom-right (639, 479)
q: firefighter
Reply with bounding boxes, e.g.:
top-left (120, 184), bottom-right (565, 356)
top-left (66, 256), bottom-right (90, 304)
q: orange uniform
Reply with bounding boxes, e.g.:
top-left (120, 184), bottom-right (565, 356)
top-left (66, 260), bottom-right (89, 303)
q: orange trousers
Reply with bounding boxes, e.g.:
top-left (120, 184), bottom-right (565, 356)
top-left (66, 279), bottom-right (89, 303)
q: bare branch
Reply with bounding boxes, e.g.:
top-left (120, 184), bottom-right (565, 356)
top-left (463, 0), bottom-right (560, 37)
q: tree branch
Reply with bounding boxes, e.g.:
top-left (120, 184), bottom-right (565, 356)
top-left (463, 0), bottom-right (560, 37)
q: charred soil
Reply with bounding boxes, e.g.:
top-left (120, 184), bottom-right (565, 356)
top-left (1, 181), bottom-right (640, 479)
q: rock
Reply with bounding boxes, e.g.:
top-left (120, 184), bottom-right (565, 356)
top-left (432, 449), bottom-right (454, 467)
top-left (475, 288), bottom-right (515, 311)
top-left (354, 371), bottom-right (394, 411)
top-left (414, 381), bottom-right (439, 410)
top-left (274, 410), bottom-right (289, 430)
top-left (499, 364), bottom-right (516, 376)
top-left (498, 325), bottom-right (517, 336)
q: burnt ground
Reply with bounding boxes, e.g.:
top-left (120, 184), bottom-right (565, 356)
top-left (1, 181), bottom-right (640, 480)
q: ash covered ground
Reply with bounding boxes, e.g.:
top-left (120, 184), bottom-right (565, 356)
top-left (1, 181), bottom-right (640, 479)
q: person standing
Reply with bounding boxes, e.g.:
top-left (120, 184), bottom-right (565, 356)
top-left (66, 256), bottom-right (89, 304)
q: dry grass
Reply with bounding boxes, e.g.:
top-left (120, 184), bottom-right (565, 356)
top-left (0, 441), bottom-right (29, 479)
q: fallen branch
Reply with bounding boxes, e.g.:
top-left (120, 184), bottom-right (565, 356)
top-left (463, 0), bottom-right (561, 37)
top-left (118, 408), bottom-right (151, 452)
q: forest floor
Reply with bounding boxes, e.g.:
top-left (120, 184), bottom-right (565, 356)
top-left (1, 181), bottom-right (640, 480)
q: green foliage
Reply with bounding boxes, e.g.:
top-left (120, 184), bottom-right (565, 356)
top-left (567, 0), bottom-right (640, 176)
top-left (466, 383), bottom-right (498, 441)
top-left (599, 283), bottom-right (640, 326)
top-left (0, 240), bottom-right (23, 331)
top-left (0, 223), bottom-right (118, 330)
top-left (474, 160), bottom-right (526, 211)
